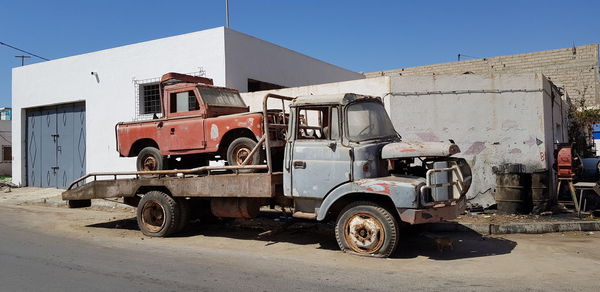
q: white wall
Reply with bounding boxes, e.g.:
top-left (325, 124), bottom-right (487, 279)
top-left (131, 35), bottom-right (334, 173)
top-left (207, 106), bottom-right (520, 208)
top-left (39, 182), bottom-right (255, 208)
top-left (12, 27), bottom-right (228, 186)
top-left (224, 28), bottom-right (364, 92)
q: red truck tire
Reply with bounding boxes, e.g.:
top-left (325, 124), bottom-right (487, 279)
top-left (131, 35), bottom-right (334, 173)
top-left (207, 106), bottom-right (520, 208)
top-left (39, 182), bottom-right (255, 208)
top-left (137, 147), bottom-right (167, 171)
top-left (226, 137), bottom-right (262, 171)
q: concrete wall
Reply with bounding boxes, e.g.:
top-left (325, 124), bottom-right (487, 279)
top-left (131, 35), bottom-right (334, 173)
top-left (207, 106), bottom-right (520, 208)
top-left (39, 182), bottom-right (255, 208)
top-left (368, 44), bottom-right (599, 107)
top-left (224, 29), bottom-right (363, 92)
top-left (243, 74), bottom-right (570, 208)
top-left (388, 74), bottom-right (569, 207)
top-left (0, 120), bottom-right (11, 176)
top-left (12, 27), bottom-right (362, 186)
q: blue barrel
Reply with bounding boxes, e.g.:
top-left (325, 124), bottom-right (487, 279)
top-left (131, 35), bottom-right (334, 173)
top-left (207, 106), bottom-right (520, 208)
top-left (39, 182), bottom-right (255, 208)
top-left (580, 158), bottom-right (600, 182)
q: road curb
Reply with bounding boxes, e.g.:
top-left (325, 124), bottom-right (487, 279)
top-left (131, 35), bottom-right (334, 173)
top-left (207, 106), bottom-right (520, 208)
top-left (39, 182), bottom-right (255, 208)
top-left (426, 221), bottom-right (600, 235)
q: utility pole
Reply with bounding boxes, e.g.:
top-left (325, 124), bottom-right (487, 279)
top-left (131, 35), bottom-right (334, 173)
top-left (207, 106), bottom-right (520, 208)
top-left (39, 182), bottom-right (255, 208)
top-left (15, 55), bottom-right (31, 66)
top-left (225, 0), bottom-right (230, 28)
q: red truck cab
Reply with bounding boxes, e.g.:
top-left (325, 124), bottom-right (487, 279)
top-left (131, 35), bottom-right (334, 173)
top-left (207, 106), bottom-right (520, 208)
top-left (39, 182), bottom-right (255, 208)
top-left (116, 73), bottom-right (268, 171)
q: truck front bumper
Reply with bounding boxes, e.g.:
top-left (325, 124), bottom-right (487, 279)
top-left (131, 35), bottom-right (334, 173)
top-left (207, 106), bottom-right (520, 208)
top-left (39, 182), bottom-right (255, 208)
top-left (397, 197), bottom-right (466, 225)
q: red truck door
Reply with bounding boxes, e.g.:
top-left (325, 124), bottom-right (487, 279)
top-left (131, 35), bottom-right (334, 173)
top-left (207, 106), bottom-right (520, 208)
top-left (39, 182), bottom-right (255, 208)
top-left (162, 88), bottom-right (206, 153)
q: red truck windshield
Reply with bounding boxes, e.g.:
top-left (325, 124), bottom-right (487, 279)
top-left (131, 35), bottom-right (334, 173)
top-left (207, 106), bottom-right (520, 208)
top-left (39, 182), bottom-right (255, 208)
top-left (198, 87), bottom-right (246, 107)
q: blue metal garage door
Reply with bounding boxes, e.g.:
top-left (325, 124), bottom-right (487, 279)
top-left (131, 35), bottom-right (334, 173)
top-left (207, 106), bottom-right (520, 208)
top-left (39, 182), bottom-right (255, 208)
top-left (26, 102), bottom-right (86, 188)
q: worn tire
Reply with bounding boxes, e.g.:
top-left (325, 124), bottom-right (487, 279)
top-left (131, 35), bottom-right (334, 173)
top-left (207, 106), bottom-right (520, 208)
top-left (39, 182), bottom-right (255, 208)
top-left (226, 137), bottom-right (262, 172)
top-left (136, 191), bottom-right (180, 237)
top-left (335, 201), bottom-right (399, 258)
top-left (136, 147), bottom-right (166, 171)
top-left (176, 198), bottom-right (191, 233)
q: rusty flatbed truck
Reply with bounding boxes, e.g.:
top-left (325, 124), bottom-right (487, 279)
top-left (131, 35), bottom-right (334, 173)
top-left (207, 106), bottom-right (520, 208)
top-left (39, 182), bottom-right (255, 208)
top-left (63, 93), bottom-right (472, 257)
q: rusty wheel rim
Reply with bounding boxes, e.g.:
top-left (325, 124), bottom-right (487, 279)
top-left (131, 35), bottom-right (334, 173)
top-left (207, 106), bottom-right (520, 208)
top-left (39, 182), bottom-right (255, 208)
top-left (141, 200), bottom-right (165, 233)
top-left (343, 212), bottom-right (385, 254)
top-left (142, 154), bottom-right (158, 171)
top-left (233, 145), bottom-right (252, 165)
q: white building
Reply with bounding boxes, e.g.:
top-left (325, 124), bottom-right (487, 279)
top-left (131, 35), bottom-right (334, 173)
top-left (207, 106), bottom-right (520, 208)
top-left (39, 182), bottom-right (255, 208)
top-left (11, 27), bottom-right (363, 188)
top-left (242, 74), bottom-right (570, 208)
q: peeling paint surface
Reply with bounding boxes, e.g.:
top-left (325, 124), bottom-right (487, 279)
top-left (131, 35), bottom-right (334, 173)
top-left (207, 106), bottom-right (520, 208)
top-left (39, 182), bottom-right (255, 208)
top-left (388, 74), bottom-right (570, 208)
top-left (381, 141), bottom-right (459, 159)
top-left (463, 141), bottom-right (486, 155)
top-left (210, 124), bottom-right (219, 140)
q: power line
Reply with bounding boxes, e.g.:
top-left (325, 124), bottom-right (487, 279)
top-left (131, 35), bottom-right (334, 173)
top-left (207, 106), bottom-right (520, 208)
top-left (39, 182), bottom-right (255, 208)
top-left (0, 41), bottom-right (49, 61)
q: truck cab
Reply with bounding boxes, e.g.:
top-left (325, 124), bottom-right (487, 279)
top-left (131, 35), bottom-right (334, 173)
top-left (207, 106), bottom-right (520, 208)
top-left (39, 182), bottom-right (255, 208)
top-left (284, 93), bottom-right (471, 256)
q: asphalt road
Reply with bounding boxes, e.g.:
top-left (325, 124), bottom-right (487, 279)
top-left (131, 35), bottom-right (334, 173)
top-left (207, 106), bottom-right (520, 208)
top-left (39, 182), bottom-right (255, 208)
top-left (1, 205), bottom-right (599, 291)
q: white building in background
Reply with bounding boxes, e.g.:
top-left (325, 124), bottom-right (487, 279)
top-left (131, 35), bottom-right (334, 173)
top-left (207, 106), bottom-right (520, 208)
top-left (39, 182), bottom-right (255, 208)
top-left (11, 27), bottom-right (363, 188)
top-left (0, 108), bottom-right (11, 176)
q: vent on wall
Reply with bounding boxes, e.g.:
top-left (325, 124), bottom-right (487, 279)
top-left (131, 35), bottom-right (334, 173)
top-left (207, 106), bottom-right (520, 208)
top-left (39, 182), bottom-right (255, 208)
top-left (247, 79), bottom-right (285, 92)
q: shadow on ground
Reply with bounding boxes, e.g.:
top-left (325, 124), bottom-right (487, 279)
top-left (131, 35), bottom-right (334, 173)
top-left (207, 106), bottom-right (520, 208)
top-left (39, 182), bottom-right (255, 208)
top-left (394, 225), bottom-right (517, 260)
top-left (86, 214), bottom-right (517, 260)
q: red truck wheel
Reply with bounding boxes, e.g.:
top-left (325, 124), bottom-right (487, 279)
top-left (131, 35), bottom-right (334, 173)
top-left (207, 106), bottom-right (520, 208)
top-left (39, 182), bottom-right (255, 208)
top-left (226, 137), bottom-right (262, 171)
top-left (137, 147), bottom-right (166, 171)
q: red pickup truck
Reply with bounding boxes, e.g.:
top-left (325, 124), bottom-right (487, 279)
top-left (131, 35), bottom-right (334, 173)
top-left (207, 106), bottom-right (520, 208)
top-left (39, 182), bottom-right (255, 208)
top-left (116, 73), bottom-right (282, 171)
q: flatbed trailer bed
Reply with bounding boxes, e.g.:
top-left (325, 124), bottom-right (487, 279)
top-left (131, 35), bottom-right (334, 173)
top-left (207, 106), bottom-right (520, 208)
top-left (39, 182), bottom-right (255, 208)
top-left (62, 167), bottom-right (283, 201)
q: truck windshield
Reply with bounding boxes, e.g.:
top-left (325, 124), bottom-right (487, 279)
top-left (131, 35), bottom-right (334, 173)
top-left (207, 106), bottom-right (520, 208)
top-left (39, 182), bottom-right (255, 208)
top-left (198, 87), bottom-right (246, 107)
top-left (346, 101), bottom-right (397, 142)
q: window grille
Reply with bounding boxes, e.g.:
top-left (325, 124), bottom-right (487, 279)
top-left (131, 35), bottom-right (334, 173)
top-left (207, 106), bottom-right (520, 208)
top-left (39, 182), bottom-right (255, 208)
top-left (133, 68), bottom-right (206, 120)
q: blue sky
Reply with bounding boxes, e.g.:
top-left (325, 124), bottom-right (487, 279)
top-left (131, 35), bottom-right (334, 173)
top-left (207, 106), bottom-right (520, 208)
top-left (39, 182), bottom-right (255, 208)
top-left (1, 0), bottom-right (599, 107)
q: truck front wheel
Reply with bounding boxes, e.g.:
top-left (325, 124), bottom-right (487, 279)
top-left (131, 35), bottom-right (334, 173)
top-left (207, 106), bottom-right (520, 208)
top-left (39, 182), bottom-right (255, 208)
top-left (335, 201), bottom-right (399, 258)
top-left (137, 147), bottom-right (166, 171)
top-left (226, 137), bottom-right (262, 171)
top-left (136, 191), bottom-right (180, 237)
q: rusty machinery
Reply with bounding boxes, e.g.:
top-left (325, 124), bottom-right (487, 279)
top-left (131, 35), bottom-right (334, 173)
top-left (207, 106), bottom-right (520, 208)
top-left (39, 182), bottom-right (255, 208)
top-left (555, 143), bottom-right (583, 212)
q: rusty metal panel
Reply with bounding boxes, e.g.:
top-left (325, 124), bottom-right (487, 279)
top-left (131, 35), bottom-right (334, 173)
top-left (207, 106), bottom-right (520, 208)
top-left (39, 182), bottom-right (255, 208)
top-left (163, 173), bottom-right (281, 197)
top-left (62, 173), bottom-right (283, 201)
top-left (381, 141), bottom-right (460, 159)
top-left (315, 176), bottom-right (425, 221)
top-left (398, 197), bottom-right (466, 224)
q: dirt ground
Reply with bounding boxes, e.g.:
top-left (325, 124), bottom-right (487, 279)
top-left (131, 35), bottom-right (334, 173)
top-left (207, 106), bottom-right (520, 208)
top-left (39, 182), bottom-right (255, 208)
top-left (452, 210), bottom-right (598, 225)
top-left (2, 189), bottom-right (600, 290)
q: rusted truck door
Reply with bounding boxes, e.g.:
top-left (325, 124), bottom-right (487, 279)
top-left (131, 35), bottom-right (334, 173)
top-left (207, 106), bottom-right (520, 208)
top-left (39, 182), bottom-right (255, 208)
top-left (162, 88), bottom-right (206, 152)
top-left (289, 106), bottom-right (351, 198)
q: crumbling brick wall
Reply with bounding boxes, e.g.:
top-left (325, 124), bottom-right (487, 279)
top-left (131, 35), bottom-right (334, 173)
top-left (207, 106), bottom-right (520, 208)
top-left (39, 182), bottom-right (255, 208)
top-left (366, 44), bottom-right (600, 107)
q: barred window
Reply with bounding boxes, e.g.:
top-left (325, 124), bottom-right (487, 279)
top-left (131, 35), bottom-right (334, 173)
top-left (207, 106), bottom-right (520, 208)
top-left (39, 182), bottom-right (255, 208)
top-left (141, 83), bottom-right (161, 114)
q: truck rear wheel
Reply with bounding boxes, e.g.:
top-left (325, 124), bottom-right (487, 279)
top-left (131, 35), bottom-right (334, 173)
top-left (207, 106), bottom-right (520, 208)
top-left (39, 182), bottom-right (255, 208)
top-left (136, 191), bottom-right (180, 237)
top-left (137, 147), bottom-right (166, 171)
top-left (226, 137), bottom-right (262, 172)
top-left (335, 201), bottom-right (399, 258)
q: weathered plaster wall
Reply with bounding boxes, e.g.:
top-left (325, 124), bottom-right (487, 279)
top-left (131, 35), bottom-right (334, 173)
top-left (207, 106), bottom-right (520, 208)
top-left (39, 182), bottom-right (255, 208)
top-left (387, 74), bottom-right (570, 207)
